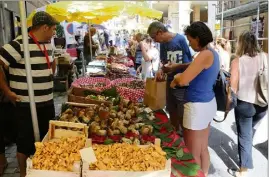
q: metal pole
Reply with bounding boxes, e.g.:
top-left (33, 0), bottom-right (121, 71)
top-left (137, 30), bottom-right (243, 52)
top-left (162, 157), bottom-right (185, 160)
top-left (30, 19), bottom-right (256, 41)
top-left (19, 1), bottom-right (40, 142)
top-left (212, 3), bottom-right (217, 40)
top-left (1, 1), bottom-right (6, 44)
top-left (88, 20), bottom-right (92, 72)
top-left (222, 22), bottom-right (252, 29)
top-left (256, 0), bottom-right (260, 40)
top-left (88, 20), bottom-right (93, 63)
top-left (81, 52), bottom-right (86, 76)
top-left (220, 1), bottom-right (224, 38)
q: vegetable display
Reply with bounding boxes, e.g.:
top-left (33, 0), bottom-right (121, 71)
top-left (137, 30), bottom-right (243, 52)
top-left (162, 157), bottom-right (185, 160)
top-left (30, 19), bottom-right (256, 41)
top-left (90, 143), bottom-right (166, 171)
top-left (59, 100), bottom-right (156, 145)
top-left (32, 136), bottom-right (85, 171)
top-left (118, 80), bottom-right (145, 89)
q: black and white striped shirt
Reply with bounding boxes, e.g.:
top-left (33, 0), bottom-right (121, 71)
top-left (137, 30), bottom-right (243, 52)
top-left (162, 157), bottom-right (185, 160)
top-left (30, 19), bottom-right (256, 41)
top-left (0, 35), bottom-right (54, 107)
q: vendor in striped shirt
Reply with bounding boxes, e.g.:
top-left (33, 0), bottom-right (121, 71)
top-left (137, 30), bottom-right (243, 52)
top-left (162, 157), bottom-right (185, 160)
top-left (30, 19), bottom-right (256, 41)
top-left (0, 11), bottom-right (58, 177)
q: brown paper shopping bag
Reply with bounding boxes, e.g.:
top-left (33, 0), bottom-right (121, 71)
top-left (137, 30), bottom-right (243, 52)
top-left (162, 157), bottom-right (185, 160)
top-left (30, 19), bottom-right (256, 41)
top-left (143, 78), bottom-right (166, 110)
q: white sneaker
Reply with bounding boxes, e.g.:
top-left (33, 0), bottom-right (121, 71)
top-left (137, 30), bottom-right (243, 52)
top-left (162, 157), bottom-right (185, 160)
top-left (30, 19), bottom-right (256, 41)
top-left (234, 171), bottom-right (248, 177)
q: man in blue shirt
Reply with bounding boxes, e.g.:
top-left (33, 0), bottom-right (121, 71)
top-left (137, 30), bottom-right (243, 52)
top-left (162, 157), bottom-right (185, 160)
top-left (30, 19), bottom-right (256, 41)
top-left (147, 21), bottom-right (193, 132)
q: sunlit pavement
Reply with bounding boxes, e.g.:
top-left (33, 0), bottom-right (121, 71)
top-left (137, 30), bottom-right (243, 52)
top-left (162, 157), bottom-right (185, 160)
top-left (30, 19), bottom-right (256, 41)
top-left (208, 110), bottom-right (268, 177)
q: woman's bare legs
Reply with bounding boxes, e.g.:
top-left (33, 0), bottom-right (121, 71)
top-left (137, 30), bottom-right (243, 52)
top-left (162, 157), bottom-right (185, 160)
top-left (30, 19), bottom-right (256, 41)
top-left (200, 125), bottom-right (211, 176)
top-left (183, 124), bottom-right (211, 176)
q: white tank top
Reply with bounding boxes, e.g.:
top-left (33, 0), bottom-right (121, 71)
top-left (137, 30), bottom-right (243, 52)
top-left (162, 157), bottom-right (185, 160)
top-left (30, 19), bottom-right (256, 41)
top-left (237, 53), bottom-right (263, 106)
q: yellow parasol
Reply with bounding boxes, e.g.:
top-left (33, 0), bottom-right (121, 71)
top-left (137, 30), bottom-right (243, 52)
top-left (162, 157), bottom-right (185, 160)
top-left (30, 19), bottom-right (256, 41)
top-left (27, 1), bottom-right (163, 26)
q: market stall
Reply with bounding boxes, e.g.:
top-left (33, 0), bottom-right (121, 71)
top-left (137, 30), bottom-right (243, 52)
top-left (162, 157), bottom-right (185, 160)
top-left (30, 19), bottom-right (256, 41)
top-left (37, 54), bottom-right (204, 176)
top-left (53, 49), bottom-right (77, 91)
top-left (20, 2), bottom-right (205, 177)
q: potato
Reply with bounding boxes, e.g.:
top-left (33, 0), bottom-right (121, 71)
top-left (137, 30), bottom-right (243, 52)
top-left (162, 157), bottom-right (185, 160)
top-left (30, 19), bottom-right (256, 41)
top-left (96, 130), bottom-right (107, 136)
top-left (113, 129), bottom-right (121, 135)
top-left (125, 113), bottom-right (132, 120)
top-left (141, 127), bottom-right (150, 135)
top-left (110, 112), bottom-right (117, 118)
top-left (119, 125), bottom-right (127, 134)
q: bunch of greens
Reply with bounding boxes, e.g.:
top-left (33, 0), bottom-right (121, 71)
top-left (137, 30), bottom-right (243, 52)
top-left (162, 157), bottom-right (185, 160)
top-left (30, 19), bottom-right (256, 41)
top-left (83, 87), bottom-right (120, 105)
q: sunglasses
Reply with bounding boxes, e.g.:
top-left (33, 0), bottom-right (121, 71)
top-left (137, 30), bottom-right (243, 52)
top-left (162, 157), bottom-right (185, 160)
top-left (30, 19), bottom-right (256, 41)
top-left (150, 30), bottom-right (160, 41)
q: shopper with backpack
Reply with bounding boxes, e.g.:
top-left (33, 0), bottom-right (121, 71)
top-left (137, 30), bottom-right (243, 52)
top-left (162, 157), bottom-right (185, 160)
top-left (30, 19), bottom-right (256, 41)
top-left (229, 31), bottom-right (268, 177)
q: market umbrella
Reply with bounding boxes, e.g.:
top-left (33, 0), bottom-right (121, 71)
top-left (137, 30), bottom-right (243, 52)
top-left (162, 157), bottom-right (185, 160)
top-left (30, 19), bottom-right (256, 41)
top-left (27, 1), bottom-right (163, 26)
top-left (27, 1), bottom-right (163, 76)
top-left (27, 5), bottom-right (68, 26)
top-left (91, 24), bottom-right (106, 30)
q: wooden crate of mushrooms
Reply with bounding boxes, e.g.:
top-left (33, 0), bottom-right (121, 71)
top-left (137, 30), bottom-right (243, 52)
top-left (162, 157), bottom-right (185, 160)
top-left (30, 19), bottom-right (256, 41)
top-left (82, 140), bottom-right (171, 177)
top-left (59, 100), bottom-right (157, 145)
top-left (26, 121), bottom-right (90, 177)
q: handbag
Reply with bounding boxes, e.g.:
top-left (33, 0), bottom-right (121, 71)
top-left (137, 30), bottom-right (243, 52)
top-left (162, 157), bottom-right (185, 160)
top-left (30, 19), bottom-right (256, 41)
top-left (213, 69), bottom-right (237, 122)
top-left (257, 52), bottom-right (268, 107)
top-left (150, 60), bottom-right (156, 77)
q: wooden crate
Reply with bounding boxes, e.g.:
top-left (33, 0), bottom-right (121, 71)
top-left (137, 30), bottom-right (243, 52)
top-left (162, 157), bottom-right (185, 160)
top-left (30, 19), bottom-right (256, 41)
top-left (26, 121), bottom-right (90, 177)
top-left (49, 120), bottom-right (89, 140)
top-left (82, 138), bottom-right (171, 177)
top-left (68, 87), bottom-right (112, 106)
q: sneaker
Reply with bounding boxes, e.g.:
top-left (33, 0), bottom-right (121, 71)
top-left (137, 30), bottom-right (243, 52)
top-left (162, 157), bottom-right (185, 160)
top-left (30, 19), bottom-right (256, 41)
top-left (228, 169), bottom-right (248, 177)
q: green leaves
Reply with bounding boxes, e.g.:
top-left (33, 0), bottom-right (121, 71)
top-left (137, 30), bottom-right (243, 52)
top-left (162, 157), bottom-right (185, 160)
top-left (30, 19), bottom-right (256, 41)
top-left (112, 105), bottom-right (119, 111)
top-left (162, 137), bottom-right (173, 143)
top-left (104, 139), bottom-right (114, 145)
top-left (137, 111), bottom-right (148, 120)
top-left (171, 166), bottom-right (182, 177)
top-left (56, 24), bottom-right (64, 38)
top-left (161, 122), bottom-right (174, 133)
top-left (179, 153), bottom-right (194, 161)
top-left (162, 146), bottom-right (194, 161)
top-left (172, 163), bottom-right (199, 176)
top-left (152, 118), bottom-right (162, 124)
top-left (84, 90), bottom-right (98, 96)
top-left (183, 162), bottom-right (200, 171)
top-left (101, 87), bottom-right (118, 97)
top-left (176, 148), bottom-right (184, 158)
top-left (112, 96), bottom-right (121, 105)
top-left (148, 114), bottom-right (199, 177)
top-left (172, 138), bottom-right (182, 147)
top-left (89, 95), bottom-right (97, 100)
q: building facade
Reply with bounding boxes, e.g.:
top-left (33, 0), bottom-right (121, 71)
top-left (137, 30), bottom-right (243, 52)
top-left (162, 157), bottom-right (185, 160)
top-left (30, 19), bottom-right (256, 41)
top-left (0, 1), bottom-right (49, 46)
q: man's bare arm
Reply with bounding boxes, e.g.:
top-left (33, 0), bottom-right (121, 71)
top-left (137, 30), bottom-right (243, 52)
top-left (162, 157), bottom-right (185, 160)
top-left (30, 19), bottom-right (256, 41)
top-left (0, 60), bottom-right (11, 95)
top-left (0, 60), bottom-right (20, 104)
top-left (162, 62), bottom-right (191, 73)
top-left (173, 63), bottom-right (191, 70)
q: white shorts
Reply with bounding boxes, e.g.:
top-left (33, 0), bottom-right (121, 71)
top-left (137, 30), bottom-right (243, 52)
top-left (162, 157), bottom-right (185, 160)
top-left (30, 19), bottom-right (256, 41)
top-left (183, 97), bottom-right (217, 130)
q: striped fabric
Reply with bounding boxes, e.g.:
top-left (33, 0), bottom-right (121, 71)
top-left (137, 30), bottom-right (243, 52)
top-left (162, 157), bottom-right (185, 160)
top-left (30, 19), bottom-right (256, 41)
top-left (0, 35), bottom-right (54, 107)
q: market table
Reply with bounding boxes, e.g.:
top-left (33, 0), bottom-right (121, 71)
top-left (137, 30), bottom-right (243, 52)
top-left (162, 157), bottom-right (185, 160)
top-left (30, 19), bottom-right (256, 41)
top-left (65, 57), bottom-right (205, 177)
top-left (153, 111), bottom-right (205, 177)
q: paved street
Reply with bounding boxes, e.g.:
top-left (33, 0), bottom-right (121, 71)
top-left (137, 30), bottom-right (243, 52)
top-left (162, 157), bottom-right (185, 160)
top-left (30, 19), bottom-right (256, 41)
top-left (208, 111), bottom-right (268, 177)
top-left (2, 93), bottom-right (268, 177)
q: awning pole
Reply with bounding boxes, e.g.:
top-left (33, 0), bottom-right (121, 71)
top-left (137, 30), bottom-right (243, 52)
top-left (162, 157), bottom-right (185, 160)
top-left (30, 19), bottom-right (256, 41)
top-left (88, 20), bottom-right (93, 62)
top-left (256, 0), bottom-right (260, 40)
top-left (220, 1), bottom-right (224, 38)
top-left (19, 0), bottom-right (40, 142)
